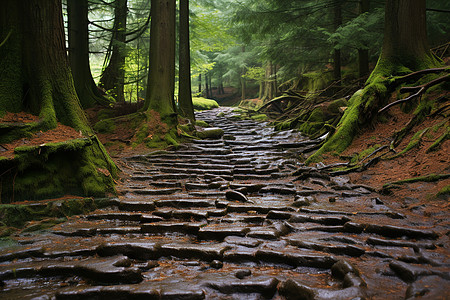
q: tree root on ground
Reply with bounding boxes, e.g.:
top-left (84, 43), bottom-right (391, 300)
top-left (379, 73), bottom-right (450, 113)
top-left (381, 174), bottom-right (450, 194)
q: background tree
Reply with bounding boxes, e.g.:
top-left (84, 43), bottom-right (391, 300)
top-left (0, 0), bottom-right (117, 201)
top-left (178, 0), bottom-right (195, 120)
top-left (67, 0), bottom-right (110, 108)
top-left (144, 0), bottom-right (176, 117)
top-left (99, 0), bottom-right (128, 102)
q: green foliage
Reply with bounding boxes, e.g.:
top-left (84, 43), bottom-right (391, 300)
top-left (327, 8), bottom-right (384, 54)
top-left (243, 67), bottom-right (265, 82)
top-left (192, 97), bottom-right (219, 110)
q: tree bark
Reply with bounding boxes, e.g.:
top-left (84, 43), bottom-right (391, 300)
top-left (99, 0), bottom-right (128, 102)
top-left (144, 0), bottom-right (176, 117)
top-left (0, 0), bottom-right (117, 200)
top-left (378, 0), bottom-right (434, 70)
top-left (333, 0), bottom-right (342, 82)
top-left (205, 73), bottom-right (210, 98)
top-left (357, 0), bottom-right (370, 78)
top-left (178, 0), bottom-right (195, 120)
top-left (261, 61), bottom-right (277, 102)
top-left (67, 0), bottom-right (109, 108)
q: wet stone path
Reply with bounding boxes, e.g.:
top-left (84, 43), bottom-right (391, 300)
top-left (1, 107), bottom-right (449, 299)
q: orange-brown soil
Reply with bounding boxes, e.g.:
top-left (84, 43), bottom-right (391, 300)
top-left (0, 112), bottom-right (83, 159)
top-left (322, 99), bottom-right (449, 209)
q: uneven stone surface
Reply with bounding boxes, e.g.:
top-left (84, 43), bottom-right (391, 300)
top-left (0, 107), bottom-right (449, 299)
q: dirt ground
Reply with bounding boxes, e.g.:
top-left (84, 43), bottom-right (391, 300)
top-left (0, 112), bottom-right (83, 159)
top-left (321, 98), bottom-right (449, 214)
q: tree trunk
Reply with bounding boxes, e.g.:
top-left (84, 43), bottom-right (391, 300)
top-left (377, 0), bottom-right (435, 71)
top-left (67, 0), bottom-right (109, 108)
top-left (241, 76), bottom-right (246, 100)
top-left (178, 0), bottom-right (195, 120)
top-left (0, 0), bottom-right (117, 200)
top-left (357, 0), bottom-right (370, 78)
top-left (205, 73), bottom-right (210, 98)
top-left (99, 0), bottom-right (128, 102)
top-left (208, 74), bottom-right (213, 97)
top-left (333, 0), bottom-right (342, 82)
top-left (261, 61), bottom-right (277, 102)
top-left (144, 0), bottom-right (176, 117)
top-left (198, 74), bottom-right (202, 93)
top-left (307, 0), bottom-right (440, 163)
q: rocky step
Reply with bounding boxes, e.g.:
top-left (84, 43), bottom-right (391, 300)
top-left (0, 255), bottom-right (143, 284)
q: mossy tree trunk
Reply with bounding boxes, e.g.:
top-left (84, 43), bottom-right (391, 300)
top-left (178, 0), bottom-right (195, 121)
top-left (307, 0), bottom-right (440, 163)
top-left (99, 0), bottom-right (128, 103)
top-left (144, 0), bottom-right (176, 117)
top-left (261, 61), bottom-right (277, 103)
top-left (67, 0), bottom-right (109, 109)
top-left (0, 0), bottom-right (117, 201)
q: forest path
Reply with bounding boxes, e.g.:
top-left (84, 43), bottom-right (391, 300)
top-left (0, 107), bottom-right (449, 299)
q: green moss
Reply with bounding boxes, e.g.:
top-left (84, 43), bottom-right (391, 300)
top-left (327, 98), bottom-right (348, 114)
top-left (239, 99), bottom-right (263, 110)
top-left (97, 108), bottom-right (116, 120)
top-left (165, 130), bottom-right (180, 148)
top-left (1, 137), bottom-right (117, 202)
top-left (427, 126), bottom-right (449, 153)
top-left (195, 120), bottom-right (210, 127)
top-left (197, 128), bottom-right (224, 139)
top-left (435, 185), bottom-right (450, 198)
top-left (349, 145), bottom-right (381, 165)
top-left (0, 197), bottom-right (112, 236)
top-left (192, 97), bottom-right (219, 110)
top-left (299, 71), bottom-right (333, 93)
top-left (390, 128), bottom-right (429, 158)
top-left (307, 77), bottom-right (389, 164)
top-left (250, 114), bottom-right (268, 121)
top-left (274, 120), bottom-right (293, 131)
top-left (382, 173), bottom-right (450, 192)
top-left (94, 119), bottom-right (116, 134)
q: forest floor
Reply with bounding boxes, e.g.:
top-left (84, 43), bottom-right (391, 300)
top-left (322, 101), bottom-right (449, 212)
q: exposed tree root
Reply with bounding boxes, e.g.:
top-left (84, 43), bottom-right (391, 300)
top-left (379, 73), bottom-right (450, 113)
top-left (388, 127), bottom-right (430, 159)
top-left (427, 126), bottom-right (450, 153)
top-left (381, 174), bottom-right (450, 194)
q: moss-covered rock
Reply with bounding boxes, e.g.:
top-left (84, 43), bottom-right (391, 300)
top-left (250, 114), bottom-right (268, 121)
top-left (94, 119), bottom-right (116, 134)
top-left (192, 97), bottom-right (219, 110)
top-left (0, 137), bottom-right (117, 202)
top-left (195, 120), bottom-right (210, 127)
top-left (196, 127), bottom-right (224, 139)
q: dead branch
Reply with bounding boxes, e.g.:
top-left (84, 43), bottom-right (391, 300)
top-left (379, 74), bottom-right (450, 113)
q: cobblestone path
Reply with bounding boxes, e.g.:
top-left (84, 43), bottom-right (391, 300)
top-left (1, 107), bottom-right (449, 299)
